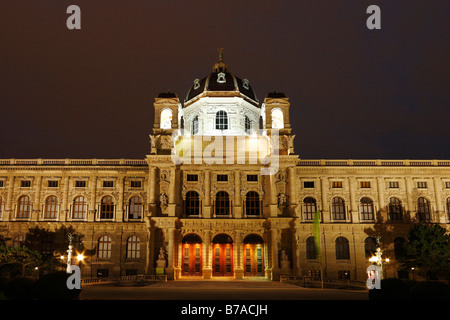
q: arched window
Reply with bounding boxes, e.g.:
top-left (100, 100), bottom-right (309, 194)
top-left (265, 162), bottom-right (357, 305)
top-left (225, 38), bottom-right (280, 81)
top-left (12, 235), bottom-right (25, 247)
top-left (128, 196), bottom-right (143, 220)
top-left (126, 235), bottom-right (140, 259)
top-left (191, 116), bottom-right (199, 135)
top-left (215, 110), bottom-right (228, 130)
top-left (244, 116), bottom-right (251, 134)
top-left (215, 191), bottom-right (230, 216)
top-left (388, 197), bottom-right (403, 221)
top-left (44, 196), bottom-right (58, 219)
top-left (72, 196), bottom-right (87, 220)
top-left (417, 197), bottom-right (431, 221)
top-left (160, 109), bottom-right (173, 129)
top-left (98, 235), bottom-right (112, 259)
top-left (332, 197), bottom-right (346, 220)
top-left (306, 236), bottom-right (317, 260)
top-left (0, 196), bottom-right (3, 220)
top-left (271, 109), bottom-right (284, 129)
top-left (17, 195), bottom-right (31, 219)
top-left (360, 197), bottom-right (374, 221)
top-left (185, 191), bottom-right (200, 216)
top-left (100, 196), bottom-right (115, 220)
top-left (245, 191), bottom-right (260, 216)
top-left (365, 237), bottom-right (377, 258)
top-left (335, 237), bottom-right (350, 260)
top-left (303, 197), bottom-right (317, 220)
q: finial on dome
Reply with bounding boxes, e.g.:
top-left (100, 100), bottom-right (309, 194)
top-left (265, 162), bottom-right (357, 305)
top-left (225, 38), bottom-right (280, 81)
top-left (218, 48), bottom-right (224, 62)
top-left (213, 48), bottom-right (228, 73)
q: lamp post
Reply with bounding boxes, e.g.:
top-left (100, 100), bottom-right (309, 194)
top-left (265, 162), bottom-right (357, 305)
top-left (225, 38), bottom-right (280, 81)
top-left (369, 247), bottom-right (390, 280)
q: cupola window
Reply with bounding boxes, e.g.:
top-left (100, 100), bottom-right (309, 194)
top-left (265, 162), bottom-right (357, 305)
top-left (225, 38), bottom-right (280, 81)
top-left (215, 111), bottom-right (228, 130)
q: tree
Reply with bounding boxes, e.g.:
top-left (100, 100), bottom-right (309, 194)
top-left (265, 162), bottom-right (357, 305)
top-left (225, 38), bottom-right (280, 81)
top-left (402, 223), bottom-right (450, 280)
top-left (0, 245), bottom-right (48, 277)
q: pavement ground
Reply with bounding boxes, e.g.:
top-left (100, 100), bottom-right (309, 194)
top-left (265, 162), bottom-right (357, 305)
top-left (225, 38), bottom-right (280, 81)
top-left (80, 278), bottom-right (369, 300)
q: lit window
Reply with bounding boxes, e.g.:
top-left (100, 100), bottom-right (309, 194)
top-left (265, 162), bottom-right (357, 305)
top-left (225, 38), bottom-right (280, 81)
top-left (245, 116), bottom-right (251, 134)
top-left (191, 116), bottom-right (199, 135)
top-left (160, 109), bottom-right (173, 129)
top-left (73, 196), bottom-right (87, 220)
top-left (360, 181), bottom-right (371, 188)
top-left (216, 111), bottom-right (228, 130)
top-left (17, 195), bottom-right (31, 219)
top-left (128, 196), bottom-right (143, 220)
top-left (44, 196), bottom-right (58, 219)
top-left (126, 236), bottom-right (140, 259)
top-left (360, 197), bottom-right (374, 220)
top-left (332, 181), bottom-right (343, 188)
top-left (98, 235), bottom-right (112, 259)
top-left (100, 196), bottom-right (115, 220)
top-left (271, 109), bottom-right (284, 129)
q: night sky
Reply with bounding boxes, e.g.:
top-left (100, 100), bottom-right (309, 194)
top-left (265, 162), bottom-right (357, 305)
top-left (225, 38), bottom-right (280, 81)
top-left (0, 1), bottom-right (448, 160)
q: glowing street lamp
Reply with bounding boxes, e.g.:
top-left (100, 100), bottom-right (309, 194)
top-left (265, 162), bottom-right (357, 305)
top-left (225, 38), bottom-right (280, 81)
top-left (369, 247), bottom-right (390, 279)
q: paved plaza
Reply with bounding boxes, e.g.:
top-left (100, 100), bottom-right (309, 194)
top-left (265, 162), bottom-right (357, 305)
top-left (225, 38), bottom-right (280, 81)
top-left (80, 279), bottom-right (368, 300)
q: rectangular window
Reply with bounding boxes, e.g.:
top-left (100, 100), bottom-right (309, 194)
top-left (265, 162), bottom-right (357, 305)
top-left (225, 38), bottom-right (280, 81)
top-left (388, 181), bottom-right (399, 188)
top-left (187, 174), bottom-right (199, 182)
top-left (217, 174), bottom-right (228, 182)
top-left (304, 181), bottom-right (314, 188)
top-left (48, 180), bottom-right (58, 188)
top-left (417, 182), bottom-right (427, 189)
top-left (332, 181), bottom-right (342, 188)
top-left (360, 181), bottom-right (371, 188)
top-left (103, 180), bottom-right (114, 188)
top-left (446, 182), bottom-right (450, 189)
top-left (0, 181), bottom-right (3, 188)
top-left (75, 180), bottom-right (86, 188)
top-left (20, 180), bottom-right (31, 188)
top-left (247, 174), bottom-right (258, 182)
top-left (130, 180), bottom-right (141, 188)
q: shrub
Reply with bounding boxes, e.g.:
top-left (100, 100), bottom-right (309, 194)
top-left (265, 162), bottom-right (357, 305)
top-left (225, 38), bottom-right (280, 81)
top-left (32, 271), bottom-right (81, 300)
top-left (4, 277), bottom-right (36, 300)
top-left (369, 278), bottom-right (412, 300)
top-left (411, 281), bottom-right (450, 300)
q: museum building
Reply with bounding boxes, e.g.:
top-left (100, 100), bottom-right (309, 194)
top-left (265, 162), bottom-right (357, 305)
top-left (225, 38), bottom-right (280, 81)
top-left (0, 52), bottom-right (449, 282)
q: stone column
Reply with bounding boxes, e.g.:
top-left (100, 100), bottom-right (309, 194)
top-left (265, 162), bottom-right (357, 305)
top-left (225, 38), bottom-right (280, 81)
top-left (348, 177), bottom-right (359, 222)
top-left (433, 177), bottom-right (444, 223)
top-left (88, 176), bottom-right (97, 222)
top-left (377, 177), bottom-right (386, 222)
top-left (234, 230), bottom-right (243, 279)
top-left (61, 176), bottom-right (70, 221)
top-left (271, 228), bottom-right (279, 280)
top-left (32, 176), bottom-right (42, 221)
top-left (204, 170), bottom-right (211, 218)
top-left (234, 171), bottom-right (241, 218)
top-left (168, 168), bottom-right (177, 216)
top-left (292, 227), bottom-right (301, 276)
top-left (148, 167), bottom-right (157, 216)
top-left (167, 227), bottom-right (175, 279)
top-left (203, 230), bottom-right (212, 279)
top-left (288, 167), bottom-right (297, 217)
top-left (269, 175), bottom-right (278, 217)
top-left (404, 177), bottom-right (414, 221)
top-left (320, 177), bottom-right (329, 222)
top-left (117, 176), bottom-right (124, 222)
top-left (5, 176), bottom-right (15, 220)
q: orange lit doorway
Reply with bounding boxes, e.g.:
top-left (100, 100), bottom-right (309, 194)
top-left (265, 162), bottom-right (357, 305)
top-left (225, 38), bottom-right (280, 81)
top-left (181, 234), bottom-right (202, 276)
top-left (243, 234), bottom-right (264, 277)
top-left (212, 234), bottom-right (233, 276)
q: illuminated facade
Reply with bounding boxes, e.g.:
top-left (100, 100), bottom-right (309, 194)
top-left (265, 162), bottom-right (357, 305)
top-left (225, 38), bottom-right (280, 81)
top-left (0, 52), bottom-right (449, 281)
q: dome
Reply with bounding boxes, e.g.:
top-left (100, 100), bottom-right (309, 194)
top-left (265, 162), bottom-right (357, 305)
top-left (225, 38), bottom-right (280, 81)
top-left (185, 49), bottom-right (259, 107)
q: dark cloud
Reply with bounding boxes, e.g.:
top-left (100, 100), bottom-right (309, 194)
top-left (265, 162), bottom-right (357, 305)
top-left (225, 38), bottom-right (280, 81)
top-left (0, 0), bottom-right (448, 159)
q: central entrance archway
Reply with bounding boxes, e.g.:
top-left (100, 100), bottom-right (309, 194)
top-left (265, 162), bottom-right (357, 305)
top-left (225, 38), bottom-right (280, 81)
top-left (212, 234), bottom-right (233, 276)
top-left (243, 234), bottom-right (264, 277)
top-left (181, 234), bottom-right (202, 276)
